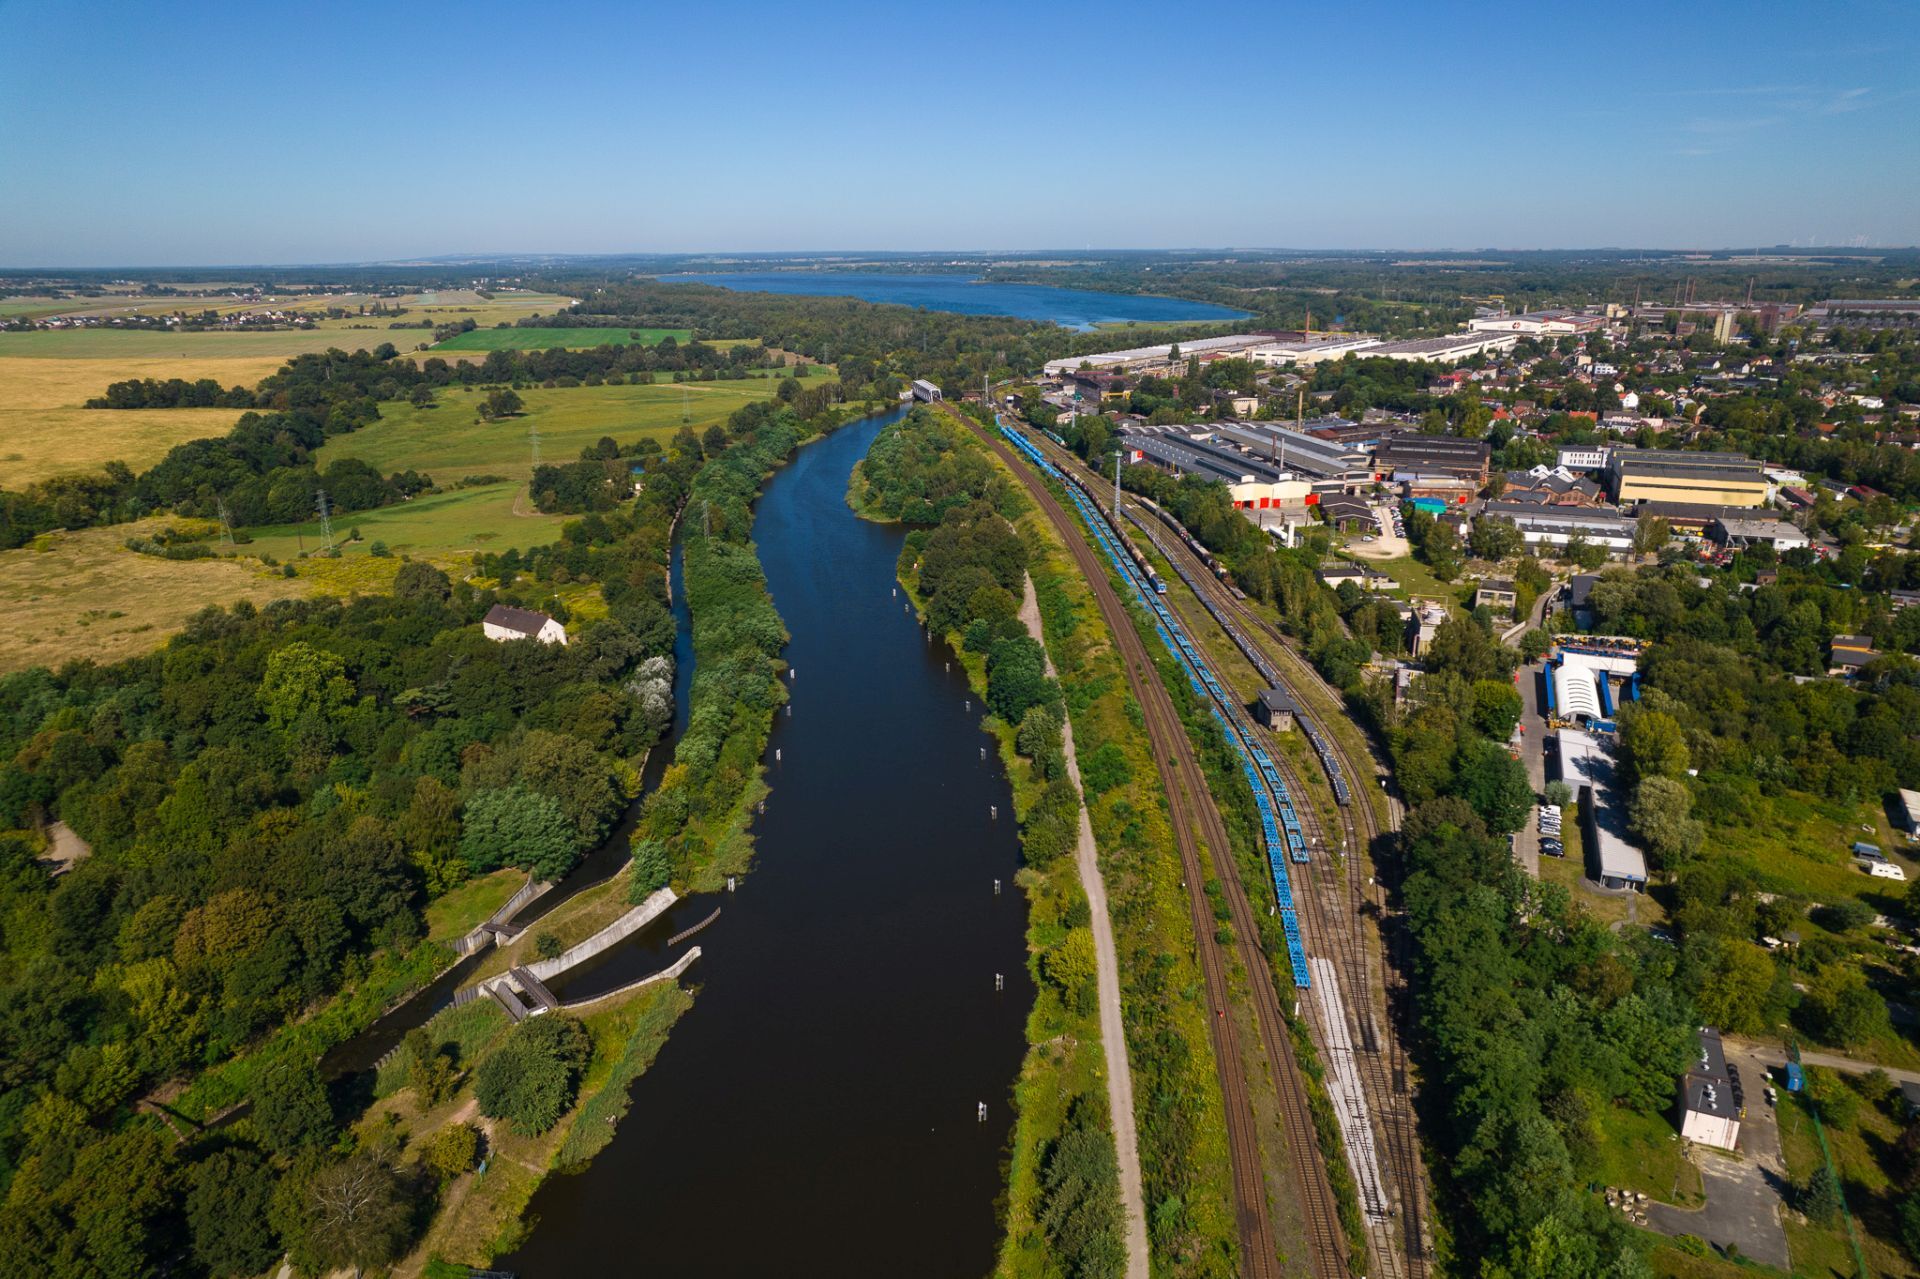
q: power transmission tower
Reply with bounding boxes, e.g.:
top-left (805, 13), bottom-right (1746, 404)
top-left (315, 488), bottom-right (334, 552)
top-left (214, 495), bottom-right (236, 547)
top-left (530, 416), bottom-right (540, 469)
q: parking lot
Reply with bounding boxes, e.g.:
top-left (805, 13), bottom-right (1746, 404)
top-left (1642, 1043), bottom-right (1792, 1271)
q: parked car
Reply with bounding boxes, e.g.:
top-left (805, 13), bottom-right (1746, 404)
top-left (1541, 839), bottom-right (1564, 857)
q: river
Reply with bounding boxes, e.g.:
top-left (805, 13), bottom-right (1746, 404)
top-left (500, 407), bottom-right (1036, 1275)
top-left (673, 270), bottom-right (1247, 330)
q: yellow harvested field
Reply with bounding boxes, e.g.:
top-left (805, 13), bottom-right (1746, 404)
top-left (0, 520), bottom-right (311, 674)
top-left (0, 355), bottom-right (285, 487)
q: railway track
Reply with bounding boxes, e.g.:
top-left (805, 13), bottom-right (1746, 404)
top-left (948, 405), bottom-right (1344, 1279)
top-left (1022, 425), bottom-right (1431, 1279)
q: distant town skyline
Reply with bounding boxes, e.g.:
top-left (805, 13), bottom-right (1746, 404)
top-left (3, 0), bottom-right (1917, 266)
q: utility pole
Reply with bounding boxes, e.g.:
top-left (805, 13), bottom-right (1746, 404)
top-left (315, 488), bottom-right (334, 552)
top-left (1112, 447), bottom-right (1122, 518)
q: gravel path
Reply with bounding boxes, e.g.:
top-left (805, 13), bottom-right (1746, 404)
top-left (1022, 575), bottom-right (1149, 1279)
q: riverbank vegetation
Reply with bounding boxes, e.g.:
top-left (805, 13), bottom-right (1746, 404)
top-left (0, 369), bottom-right (804, 1270)
top-left (859, 407), bottom-right (1239, 1279)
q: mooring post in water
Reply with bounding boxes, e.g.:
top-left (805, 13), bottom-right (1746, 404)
top-left (727, 876), bottom-right (737, 893)
top-left (979, 747), bottom-right (985, 760)
top-left (977, 1102), bottom-right (987, 1122)
top-left (993, 878), bottom-right (1000, 895)
top-left (995, 973), bottom-right (1004, 992)
top-left (989, 805), bottom-right (996, 819)
top-left (945, 661), bottom-right (949, 672)
top-left (775, 748), bottom-right (782, 762)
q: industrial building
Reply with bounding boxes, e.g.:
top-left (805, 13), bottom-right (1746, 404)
top-left (1122, 429), bottom-right (1312, 510)
top-left (1375, 435), bottom-right (1491, 484)
top-left (1555, 727), bottom-right (1648, 892)
top-left (1556, 444), bottom-right (1612, 472)
top-left (1634, 500), bottom-right (1784, 534)
top-left (1041, 333), bottom-right (1273, 376)
top-left (1546, 647), bottom-right (1640, 724)
top-left (1253, 687), bottom-right (1299, 732)
top-left (1246, 333), bottom-right (1382, 366)
top-left (1480, 501), bottom-right (1636, 552)
top-left (1610, 451), bottom-right (1769, 508)
top-left (1473, 580), bottom-right (1517, 613)
top-left (1212, 422), bottom-right (1375, 493)
top-left (1467, 309), bottom-right (1606, 336)
top-left (1367, 332), bottom-right (1521, 364)
top-left (1707, 516), bottom-right (1810, 552)
top-left (1677, 1028), bottom-right (1742, 1152)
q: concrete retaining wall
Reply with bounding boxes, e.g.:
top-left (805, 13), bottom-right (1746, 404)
top-left (525, 888), bottom-right (677, 983)
top-left (559, 946), bottom-right (701, 1014)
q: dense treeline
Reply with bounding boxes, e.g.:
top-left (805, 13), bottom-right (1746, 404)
top-left (0, 395), bottom-right (428, 549)
top-left (623, 397), bottom-right (864, 897)
top-left (0, 412), bottom-right (719, 1273)
top-left (858, 410), bottom-right (1129, 1278)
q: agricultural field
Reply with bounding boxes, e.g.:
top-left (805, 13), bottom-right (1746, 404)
top-left (0, 518), bottom-right (309, 674)
top-left (241, 482), bottom-right (567, 564)
top-left (0, 353), bottom-right (284, 486)
top-left (435, 325), bottom-right (690, 351)
top-left (317, 379), bottom-right (792, 482)
top-left (0, 328), bottom-right (396, 359)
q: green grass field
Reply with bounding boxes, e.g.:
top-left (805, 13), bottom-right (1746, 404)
top-left (0, 328), bottom-right (401, 359)
top-left (434, 326), bottom-right (691, 352)
top-left (241, 483), bottom-right (567, 563)
top-left (317, 379), bottom-right (790, 482)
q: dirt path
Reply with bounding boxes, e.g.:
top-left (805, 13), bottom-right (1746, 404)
top-left (1021, 575), bottom-right (1149, 1279)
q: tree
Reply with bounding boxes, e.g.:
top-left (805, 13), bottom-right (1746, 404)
top-left (1458, 740), bottom-right (1533, 834)
top-left (629, 837), bottom-right (671, 897)
top-left (404, 1027), bottom-right (456, 1112)
top-left (1470, 679), bottom-right (1523, 740)
top-left (1628, 777), bottom-right (1703, 865)
top-left (1037, 1097), bottom-right (1126, 1279)
top-left (1800, 1164), bottom-right (1844, 1224)
top-left (258, 641), bottom-right (354, 732)
top-left (1471, 517), bottom-right (1523, 561)
top-left (392, 559), bottom-right (451, 602)
top-left (1519, 627), bottom-right (1552, 663)
top-left (1044, 928), bottom-right (1098, 1016)
top-left (460, 784), bottom-right (579, 881)
top-left (1805, 965), bottom-right (1892, 1049)
top-left (422, 1122), bottom-right (480, 1183)
top-left (475, 1015), bottom-right (592, 1137)
top-left (253, 1059), bottom-right (334, 1155)
top-left (299, 1154), bottom-right (413, 1278)
top-left (1543, 780), bottom-right (1573, 808)
top-left (1620, 709), bottom-right (1690, 786)
top-left (186, 1147), bottom-right (283, 1278)
top-left (1633, 514), bottom-right (1671, 555)
top-left (1693, 938), bottom-right (1775, 1035)
top-left (484, 388), bottom-right (524, 418)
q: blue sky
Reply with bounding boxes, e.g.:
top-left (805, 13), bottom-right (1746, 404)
top-left (2, 0), bottom-right (1916, 265)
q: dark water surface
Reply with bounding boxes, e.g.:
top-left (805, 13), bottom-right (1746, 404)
top-left (674, 270), bottom-right (1247, 330)
top-left (502, 408), bottom-right (1036, 1276)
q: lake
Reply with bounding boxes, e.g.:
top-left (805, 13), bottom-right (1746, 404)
top-left (671, 271), bottom-right (1247, 330)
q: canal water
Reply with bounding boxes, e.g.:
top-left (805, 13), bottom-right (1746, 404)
top-left (502, 408), bottom-right (1036, 1275)
top-left (316, 540), bottom-right (697, 1081)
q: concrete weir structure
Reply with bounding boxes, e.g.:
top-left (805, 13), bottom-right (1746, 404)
top-left (465, 887), bottom-right (682, 1019)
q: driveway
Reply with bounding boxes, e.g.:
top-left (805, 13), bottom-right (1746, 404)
top-left (1511, 662), bottom-right (1549, 878)
top-left (1641, 1042), bottom-right (1792, 1271)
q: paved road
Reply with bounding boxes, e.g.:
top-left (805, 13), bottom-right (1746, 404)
top-left (1021, 578), bottom-right (1150, 1279)
top-left (1499, 578), bottom-right (1559, 646)
top-left (1512, 661), bottom-right (1550, 878)
top-left (1731, 1036), bottom-right (1920, 1087)
top-left (1643, 1040), bottom-right (1792, 1271)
